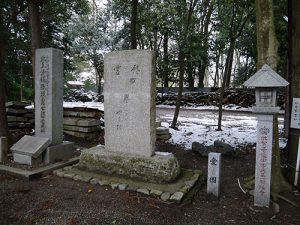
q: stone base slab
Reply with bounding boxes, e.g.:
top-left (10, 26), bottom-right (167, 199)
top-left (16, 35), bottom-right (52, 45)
top-left (54, 166), bottom-right (205, 202)
top-left (64, 130), bottom-right (98, 139)
top-left (76, 146), bottom-right (181, 184)
top-left (43, 141), bottom-right (75, 164)
top-left (13, 153), bottom-right (42, 166)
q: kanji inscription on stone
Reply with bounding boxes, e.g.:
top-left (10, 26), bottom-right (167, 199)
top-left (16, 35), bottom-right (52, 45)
top-left (207, 152), bottom-right (221, 197)
top-left (291, 98), bottom-right (300, 129)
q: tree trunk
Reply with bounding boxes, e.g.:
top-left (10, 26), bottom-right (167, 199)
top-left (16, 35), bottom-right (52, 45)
top-left (0, 28), bottom-right (12, 147)
top-left (224, 39), bottom-right (235, 87)
top-left (287, 0), bottom-right (300, 187)
top-left (198, 64), bottom-right (205, 88)
top-left (255, 0), bottom-right (278, 70)
top-left (255, 0), bottom-right (291, 195)
top-left (130, 0), bottom-right (138, 49)
top-left (163, 33), bottom-right (169, 88)
top-left (171, 50), bottom-right (185, 128)
top-left (187, 56), bottom-right (194, 90)
top-left (29, 0), bottom-right (42, 85)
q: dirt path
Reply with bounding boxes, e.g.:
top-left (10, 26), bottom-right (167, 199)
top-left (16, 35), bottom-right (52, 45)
top-left (1, 143), bottom-right (299, 225)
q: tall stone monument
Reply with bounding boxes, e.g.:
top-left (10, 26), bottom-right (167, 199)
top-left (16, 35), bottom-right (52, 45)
top-left (243, 64), bottom-right (289, 207)
top-left (11, 48), bottom-right (74, 165)
top-left (77, 50), bottom-right (180, 183)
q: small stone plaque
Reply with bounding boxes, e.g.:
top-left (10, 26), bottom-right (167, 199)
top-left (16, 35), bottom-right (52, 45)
top-left (10, 135), bottom-right (50, 158)
top-left (207, 152), bottom-right (221, 197)
top-left (290, 98), bottom-right (300, 129)
top-left (254, 115), bottom-right (273, 207)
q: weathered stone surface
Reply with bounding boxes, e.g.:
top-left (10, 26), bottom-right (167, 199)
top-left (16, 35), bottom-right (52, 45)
top-left (19, 123), bottom-right (31, 128)
top-left (104, 50), bottom-right (156, 157)
top-left (6, 101), bottom-right (30, 108)
top-left (63, 125), bottom-right (101, 133)
top-left (90, 178), bottom-right (100, 185)
top-left (35, 48), bottom-right (63, 145)
top-left (150, 189), bottom-right (162, 196)
top-left (7, 116), bottom-right (17, 122)
top-left (207, 152), bottom-right (221, 198)
top-left (0, 137), bottom-right (8, 163)
top-left (6, 108), bottom-right (27, 115)
top-left (111, 183), bottom-right (119, 189)
top-left (17, 117), bottom-right (28, 122)
top-left (156, 127), bottom-right (169, 135)
top-left (137, 188), bottom-right (150, 195)
top-left (11, 135), bottom-right (50, 158)
top-left (64, 130), bottom-right (98, 139)
top-left (99, 180), bottom-right (110, 186)
top-left (63, 117), bottom-right (101, 127)
top-left (43, 141), bottom-right (75, 164)
top-left (192, 142), bottom-right (211, 157)
top-left (13, 153), bottom-right (42, 165)
top-left (118, 183), bottom-right (128, 190)
top-left (170, 192), bottom-right (184, 202)
top-left (76, 146), bottom-right (180, 184)
top-left (64, 173), bottom-right (75, 179)
top-left (63, 110), bottom-right (102, 119)
top-left (161, 192), bottom-right (171, 201)
top-left (213, 140), bottom-right (235, 156)
top-left (157, 134), bottom-right (171, 140)
top-left (155, 120), bottom-right (161, 128)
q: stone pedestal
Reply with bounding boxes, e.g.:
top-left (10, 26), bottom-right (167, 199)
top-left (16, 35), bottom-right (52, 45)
top-left (76, 146), bottom-right (180, 184)
top-left (43, 141), bottom-right (75, 164)
top-left (207, 152), bottom-right (221, 198)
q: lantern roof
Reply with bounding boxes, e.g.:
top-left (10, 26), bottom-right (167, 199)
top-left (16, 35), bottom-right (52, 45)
top-left (243, 64), bottom-right (289, 88)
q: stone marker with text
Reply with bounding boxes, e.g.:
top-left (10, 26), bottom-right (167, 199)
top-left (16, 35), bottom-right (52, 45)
top-left (207, 152), bottom-right (221, 198)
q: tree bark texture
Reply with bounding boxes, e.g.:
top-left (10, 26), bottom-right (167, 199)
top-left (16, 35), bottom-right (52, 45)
top-left (255, 0), bottom-right (278, 70)
top-left (163, 33), bottom-right (169, 88)
top-left (287, 0), bottom-right (300, 187)
top-left (130, 0), bottom-right (138, 49)
top-left (29, 0), bottom-right (42, 86)
top-left (224, 39), bottom-right (235, 87)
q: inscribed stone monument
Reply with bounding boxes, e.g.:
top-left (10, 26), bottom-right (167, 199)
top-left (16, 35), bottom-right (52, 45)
top-left (76, 50), bottom-right (180, 183)
top-left (35, 48), bottom-right (63, 145)
top-left (254, 115), bottom-right (273, 207)
top-left (104, 50), bottom-right (156, 157)
top-left (207, 152), bottom-right (221, 197)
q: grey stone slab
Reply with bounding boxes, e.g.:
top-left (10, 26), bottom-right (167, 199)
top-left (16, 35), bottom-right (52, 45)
top-left (10, 135), bottom-right (50, 158)
top-left (150, 189), bottom-right (162, 196)
top-left (13, 153), bottom-right (42, 166)
top-left (63, 117), bottom-right (101, 127)
top-left (63, 130), bottom-right (98, 139)
top-left (8, 122), bottom-right (20, 128)
top-left (137, 188), bottom-right (150, 195)
top-left (156, 127), bottom-right (169, 135)
top-left (6, 108), bottom-right (27, 115)
top-left (207, 152), bottom-right (221, 198)
top-left (0, 137), bottom-right (8, 163)
top-left (63, 125), bottom-right (100, 133)
top-left (17, 117), bottom-right (28, 122)
top-left (43, 141), bottom-right (75, 164)
top-left (254, 115), bottom-right (273, 207)
top-left (5, 101), bottom-right (30, 108)
top-left (104, 50), bottom-right (156, 157)
top-left (0, 156), bottom-right (79, 180)
top-left (23, 113), bottom-right (34, 118)
top-left (35, 48), bottom-right (63, 145)
top-left (170, 192), bottom-right (184, 202)
top-left (63, 110), bottom-right (102, 118)
top-left (19, 123), bottom-right (31, 128)
top-left (161, 192), bottom-right (171, 201)
top-left (7, 116), bottom-right (17, 122)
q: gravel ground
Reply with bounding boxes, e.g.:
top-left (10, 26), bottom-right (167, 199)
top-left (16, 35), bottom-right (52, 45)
top-left (1, 139), bottom-right (300, 225)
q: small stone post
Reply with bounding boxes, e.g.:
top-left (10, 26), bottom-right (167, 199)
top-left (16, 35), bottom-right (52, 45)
top-left (207, 152), bottom-right (221, 198)
top-left (0, 137), bottom-right (8, 163)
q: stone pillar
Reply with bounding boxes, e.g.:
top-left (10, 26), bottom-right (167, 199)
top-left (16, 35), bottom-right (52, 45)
top-left (207, 152), bottom-right (221, 198)
top-left (0, 137), bottom-right (8, 163)
top-left (254, 114), bottom-right (273, 207)
top-left (35, 48), bottom-right (63, 145)
top-left (104, 50), bottom-right (156, 157)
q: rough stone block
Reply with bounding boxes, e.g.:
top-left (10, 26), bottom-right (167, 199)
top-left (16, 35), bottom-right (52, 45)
top-left (76, 146), bottom-right (180, 184)
top-left (43, 141), bottom-right (75, 164)
top-left (63, 125), bottom-right (100, 133)
top-left (63, 117), bottom-right (101, 127)
top-left (11, 135), bottom-right (50, 158)
top-left (63, 130), bottom-right (98, 139)
top-left (63, 110), bottom-right (102, 118)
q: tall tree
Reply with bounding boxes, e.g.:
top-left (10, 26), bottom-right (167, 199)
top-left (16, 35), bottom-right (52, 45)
top-left (287, 0), bottom-right (300, 187)
top-left (28, 0), bottom-right (42, 83)
top-left (255, 0), bottom-right (291, 198)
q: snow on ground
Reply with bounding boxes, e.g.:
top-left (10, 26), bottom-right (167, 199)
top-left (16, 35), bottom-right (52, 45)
top-left (63, 101), bottom-right (104, 111)
top-left (159, 113), bottom-right (287, 150)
